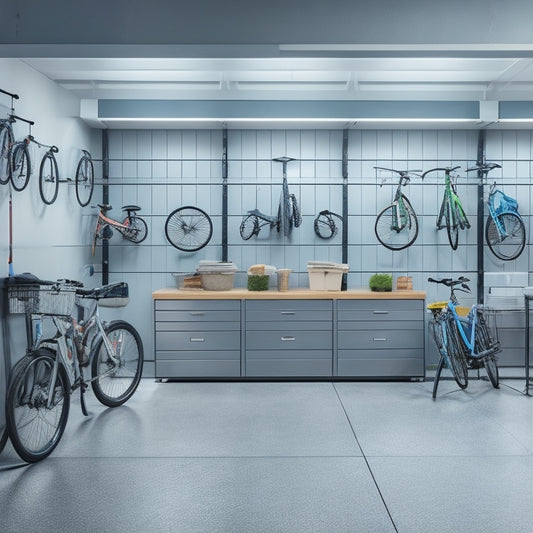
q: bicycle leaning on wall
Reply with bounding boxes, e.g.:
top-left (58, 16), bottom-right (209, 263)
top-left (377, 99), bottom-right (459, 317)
top-left (4, 275), bottom-right (144, 463)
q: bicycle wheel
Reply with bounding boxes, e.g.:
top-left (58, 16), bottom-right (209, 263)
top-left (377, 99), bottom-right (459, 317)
top-left (6, 350), bottom-right (70, 463)
top-left (39, 152), bottom-right (59, 205)
top-left (165, 206), bottom-right (213, 251)
top-left (446, 201), bottom-right (459, 250)
top-left (75, 155), bottom-right (94, 207)
top-left (375, 195), bottom-right (419, 250)
top-left (278, 182), bottom-right (292, 237)
top-left (0, 125), bottom-right (13, 185)
top-left (486, 213), bottom-right (526, 261)
top-left (122, 215), bottom-right (148, 244)
top-left (484, 354), bottom-right (499, 388)
top-left (10, 142), bottom-right (31, 192)
top-left (240, 214), bottom-right (258, 240)
top-left (314, 213), bottom-right (337, 239)
top-left (91, 320), bottom-right (144, 407)
top-left (444, 319), bottom-right (469, 389)
top-left (290, 194), bottom-right (302, 228)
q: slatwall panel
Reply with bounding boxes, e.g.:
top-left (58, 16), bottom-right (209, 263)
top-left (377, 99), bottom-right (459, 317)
top-left (102, 129), bottom-right (533, 370)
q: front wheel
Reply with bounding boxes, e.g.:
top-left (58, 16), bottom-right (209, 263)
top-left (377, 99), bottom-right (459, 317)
top-left (486, 213), bottom-right (526, 261)
top-left (375, 196), bottom-right (419, 250)
top-left (165, 206), bottom-right (213, 251)
top-left (446, 201), bottom-right (459, 250)
top-left (11, 142), bottom-right (31, 192)
top-left (240, 214), bottom-right (258, 240)
top-left (39, 152), bottom-right (59, 205)
top-left (484, 354), bottom-right (499, 388)
top-left (6, 350), bottom-right (70, 463)
top-left (75, 155), bottom-right (94, 207)
top-left (444, 319), bottom-right (469, 389)
top-left (91, 320), bottom-right (144, 407)
top-left (122, 216), bottom-right (148, 244)
top-left (0, 125), bottom-right (14, 185)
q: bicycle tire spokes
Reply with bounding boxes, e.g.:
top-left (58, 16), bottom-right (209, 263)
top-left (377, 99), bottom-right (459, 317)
top-left (165, 206), bottom-right (213, 251)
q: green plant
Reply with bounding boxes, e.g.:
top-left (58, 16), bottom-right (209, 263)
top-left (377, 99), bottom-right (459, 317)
top-left (369, 273), bottom-right (393, 292)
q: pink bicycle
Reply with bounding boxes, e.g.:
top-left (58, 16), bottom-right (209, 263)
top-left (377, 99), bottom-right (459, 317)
top-left (92, 204), bottom-right (148, 255)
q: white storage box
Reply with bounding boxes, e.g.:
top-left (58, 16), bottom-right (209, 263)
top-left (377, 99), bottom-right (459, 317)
top-left (308, 270), bottom-right (343, 291)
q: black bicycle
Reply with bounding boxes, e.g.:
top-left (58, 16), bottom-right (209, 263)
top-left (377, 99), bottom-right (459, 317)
top-left (314, 210), bottom-right (343, 239)
top-left (240, 156), bottom-right (302, 240)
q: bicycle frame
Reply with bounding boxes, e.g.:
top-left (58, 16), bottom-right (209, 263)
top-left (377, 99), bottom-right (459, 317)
top-left (96, 209), bottom-right (134, 237)
top-left (487, 187), bottom-right (523, 239)
top-left (391, 179), bottom-right (411, 231)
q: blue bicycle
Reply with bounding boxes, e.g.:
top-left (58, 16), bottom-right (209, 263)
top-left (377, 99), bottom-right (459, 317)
top-left (428, 277), bottom-right (500, 399)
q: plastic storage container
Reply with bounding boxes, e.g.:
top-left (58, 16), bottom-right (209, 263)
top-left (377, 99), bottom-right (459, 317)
top-left (307, 261), bottom-right (349, 291)
top-left (196, 261), bottom-right (238, 291)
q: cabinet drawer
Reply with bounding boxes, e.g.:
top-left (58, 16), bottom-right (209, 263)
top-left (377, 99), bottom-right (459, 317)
top-left (156, 331), bottom-right (240, 351)
top-left (338, 329), bottom-right (423, 350)
top-left (338, 320), bottom-right (422, 332)
top-left (246, 330), bottom-right (331, 350)
top-left (338, 299), bottom-right (423, 322)
top-left (246, 350), bottom-right (332, 376)
top-left (246, 300), bottom-right (332, 322)
top-left (156, 309), bottom-right (241, 323)
top-left (156, 321), bottom-right (240, 332)
top-left (247, 321), bottom-right (331, 332)
top-left (156, 350), bottom-right (240, 361)
top-left (156, 359), bottom-right (240, 378)
top-left (337, 353), bottom-right (424, 377)
top-left (155, 300), bottom-right (240, 312)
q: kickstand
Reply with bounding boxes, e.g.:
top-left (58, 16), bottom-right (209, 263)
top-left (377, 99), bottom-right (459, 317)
top-left (80, 383), bottom-right (90, 416)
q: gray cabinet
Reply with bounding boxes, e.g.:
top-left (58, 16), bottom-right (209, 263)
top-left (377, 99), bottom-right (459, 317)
top-left (495, 309), bottom-right (529, 367)
top-left (153, 294), bottom-right (425, 379)
top-left (154, 300), bottom-right (241, 378)
top-left (245, 300), bottom-right (333, 376)
top-left (337, 300), bottom-right (425, 377)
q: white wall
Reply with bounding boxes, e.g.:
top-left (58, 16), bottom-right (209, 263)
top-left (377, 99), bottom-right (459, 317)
top-left (0, 58), bottom-right (98, 438)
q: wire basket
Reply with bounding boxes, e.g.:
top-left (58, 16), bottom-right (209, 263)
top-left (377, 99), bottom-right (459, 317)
top-left (7, 283), bottom-right (77, 316)
top-left (475, 305), bottom-right (500, 351)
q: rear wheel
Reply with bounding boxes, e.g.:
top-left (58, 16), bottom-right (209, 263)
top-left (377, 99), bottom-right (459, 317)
top-left (39, 152), bottom-right (59, 205)
top-left (486, 213), bottom-right (526, 261)
top-left (240, 214), bottom-right (257, 240)
top-left (6, 350), bottom-right (70, 463)
top-left (165, 206), bottom-right (213, 251)
top-left (484, 355), bottom-right (499, 388)
top-left (0, 125), bottom-right (13, 185)
top-left (75, 155), bottom-right (94, 207)
top-left (122, 215), bottom-right (148, 244)
top-left (91, 320), bottom-right (143, 407)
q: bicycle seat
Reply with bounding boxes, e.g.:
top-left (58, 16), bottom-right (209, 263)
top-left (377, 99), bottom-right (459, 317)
top-left (97, 204), bottom-right (113, 212)
top-left (122, 205), bottom-right (141, 212)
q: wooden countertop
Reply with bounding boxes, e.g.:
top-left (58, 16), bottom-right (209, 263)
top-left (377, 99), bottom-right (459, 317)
top-left (153, 288), bottom-right (426, 300)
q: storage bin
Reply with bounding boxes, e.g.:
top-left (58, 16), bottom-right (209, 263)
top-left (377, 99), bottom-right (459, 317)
top-left (201, 272), bottom-right (235, 291)
top-left (308, 270), bottom-right (343, 291)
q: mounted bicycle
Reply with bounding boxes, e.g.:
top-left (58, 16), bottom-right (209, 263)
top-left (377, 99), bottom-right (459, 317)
top-left (467, 163), bottom-right (526, 261)
top-left (427, 276), bottom-right (500, 399)
top-left (314, 210), bottom-right (343, 239)
top-left (75, 149), bottom-right (95, 207)
top-left (422, 166), bottom-right (470, 250)
top-left (4, 275), bottom-right (144, 463)
top-left (240, 156), bottom-right (302, 240)
top-left (92, 204), bottom-right (148, 255)
top-left (374, 167), bottom-right (422, 250)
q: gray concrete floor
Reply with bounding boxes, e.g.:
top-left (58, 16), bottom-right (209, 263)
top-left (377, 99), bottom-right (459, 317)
top-left (1, 378), bottom-right (533, 532)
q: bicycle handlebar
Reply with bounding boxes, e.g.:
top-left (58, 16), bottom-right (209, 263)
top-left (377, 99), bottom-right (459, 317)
top-left (428, 276), bottom-right (470, 287)
top-left (421, 166), bottom-right (461, 179)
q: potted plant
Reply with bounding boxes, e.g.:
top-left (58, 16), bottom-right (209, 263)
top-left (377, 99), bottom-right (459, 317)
top-left (369, 273), bottom-right (393, 292)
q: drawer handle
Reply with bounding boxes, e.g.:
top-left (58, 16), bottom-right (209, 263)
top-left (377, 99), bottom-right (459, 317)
top-left (281, 311), bottom-right (295, 315)
top-left (189, 312), bottom-right (205, 316)
top-left (373, 311), bottom-right (389, 314)
top-left (190, 337), bottom-right (205, 342)
top-left (373, 337), bottom-right (387, 342)
top-left (281, 336), bottom-right (296, 341)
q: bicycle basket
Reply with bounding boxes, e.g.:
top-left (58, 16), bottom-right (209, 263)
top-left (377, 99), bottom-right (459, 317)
top-left (96, 282), bottom-right (129, 308)
top-left (7, 283), bottom-right (76, 315)
top-left (475, 305), bottom-right (500, 353)
top-left (491, 189), bottom-right (519, 216)
top-left (427, 301), bottom-right (470, 318)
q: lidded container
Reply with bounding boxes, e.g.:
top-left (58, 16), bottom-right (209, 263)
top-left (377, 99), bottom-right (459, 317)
top-left (196, 261), bottom-right (238, 291)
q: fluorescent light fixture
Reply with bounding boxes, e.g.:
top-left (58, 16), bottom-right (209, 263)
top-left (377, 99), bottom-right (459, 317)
top-left (498, 118), bottom-right (533, 123)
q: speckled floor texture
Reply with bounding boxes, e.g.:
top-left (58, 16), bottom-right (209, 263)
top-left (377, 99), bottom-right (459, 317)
top-left (1, 378), bottom-right (533, 533)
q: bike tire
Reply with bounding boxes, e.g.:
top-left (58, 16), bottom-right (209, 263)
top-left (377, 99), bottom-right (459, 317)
top-left (122, 215), bottom-right (148, 244)
top-left (91, 320), bottom-right (144, 408)
top-left (75, 155), bottom-right (94, 207)
top-left (433, 354), bottom-right (446, 400)
top-left (39, 152), bottom-right (59, 205)
top-left (278, 182), bottom-right (292, 237)
top-left (10, 142), bottom-right (31, 192)
top-left (484, 354), bottom-right (499, 388)
top-left (486, 213), bottom-right (526, 261)
top-left (240, 214), bottom-right (258, 240)
top-left (6, 350), bottom-right (70, 463)
top-left (446, 201), bottom-right (459, 251)
top-left (0, 125), bottom-right (13, 185)
top-left (375, 195), bottom-right (419, 250)
top-left (314, 213), bottom-right (337, 239)
top-left (165, 206), bottom-right (213, 251)
top-left (290, 194), bottom-right (302, 228)
top-left (444, 319), bottom-right (469, 389)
